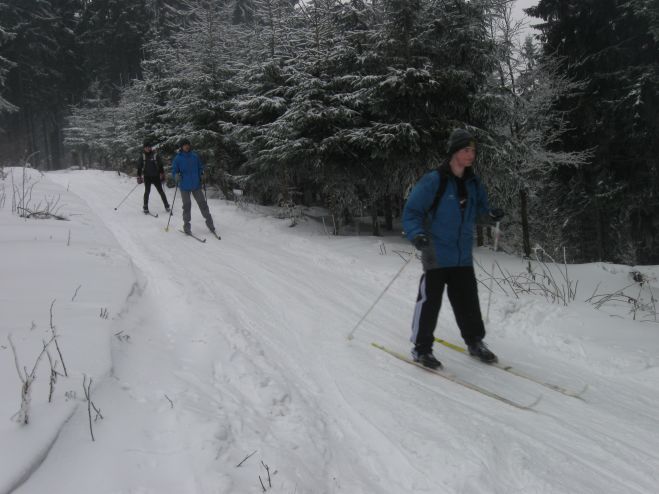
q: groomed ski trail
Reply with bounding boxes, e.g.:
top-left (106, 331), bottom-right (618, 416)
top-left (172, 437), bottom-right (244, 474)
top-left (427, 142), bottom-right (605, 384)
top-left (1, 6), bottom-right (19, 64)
top-left (24, 168), bottom-right (659, 494)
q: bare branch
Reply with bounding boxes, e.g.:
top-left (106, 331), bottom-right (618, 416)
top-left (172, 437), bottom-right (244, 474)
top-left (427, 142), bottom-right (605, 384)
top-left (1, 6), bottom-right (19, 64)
top-left (49, 299), bottom-right (68, 377)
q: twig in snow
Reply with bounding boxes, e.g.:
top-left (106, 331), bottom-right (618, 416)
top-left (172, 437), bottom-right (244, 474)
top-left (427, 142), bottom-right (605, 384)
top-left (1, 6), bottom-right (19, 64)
top-left (164, 394), bottom-right (174, 408)
top-left (8, 333), bottom-right (56, 424)
top-left (83, 375), bottom-right (103, 441)
top-left (261, 461), bottom-right (272, 488)
top-left (46, 347), bottom-right (64, 403)
top-left (49, 299), bottom-right (68, 376)
top-left (236, 450), bottom-right (257, 467)
top-left (71, 284), bottom-right (82, 301)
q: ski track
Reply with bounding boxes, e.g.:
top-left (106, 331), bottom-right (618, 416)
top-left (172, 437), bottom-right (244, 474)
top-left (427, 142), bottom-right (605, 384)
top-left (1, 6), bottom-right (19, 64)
top-left (20, 169), bottom-right (657, 493)
top-left (374, 349), bottom-right (656, 494)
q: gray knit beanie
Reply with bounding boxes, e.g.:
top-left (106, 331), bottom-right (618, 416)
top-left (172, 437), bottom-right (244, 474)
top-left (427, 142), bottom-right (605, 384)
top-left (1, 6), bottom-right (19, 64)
top-left (446, 128), bottom-right (476, 155)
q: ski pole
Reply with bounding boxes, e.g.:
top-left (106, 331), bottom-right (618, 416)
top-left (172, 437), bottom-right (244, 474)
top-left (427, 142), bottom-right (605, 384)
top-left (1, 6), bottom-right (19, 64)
top-left (114, 182), bottom-right (140, 211)
top-left (485, 221), bottom-right (500, 323)
top-left (165, 178), bottom-right (179, 232)
top-left (347, 252), bottom-right (414, 341)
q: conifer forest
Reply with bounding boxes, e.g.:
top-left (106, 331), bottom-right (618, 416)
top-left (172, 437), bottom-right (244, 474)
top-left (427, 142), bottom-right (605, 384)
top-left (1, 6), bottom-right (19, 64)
top-left (0, 0), bottom-right (657, 264)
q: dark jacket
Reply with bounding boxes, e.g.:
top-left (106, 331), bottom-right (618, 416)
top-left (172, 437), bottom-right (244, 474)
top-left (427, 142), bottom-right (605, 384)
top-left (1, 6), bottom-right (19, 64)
top-left (137, 151), bottom-right (164, 179)
top-left (171, 151), bottom-right (204, 191)
top-left (403, 162), bottom-right (490, 269)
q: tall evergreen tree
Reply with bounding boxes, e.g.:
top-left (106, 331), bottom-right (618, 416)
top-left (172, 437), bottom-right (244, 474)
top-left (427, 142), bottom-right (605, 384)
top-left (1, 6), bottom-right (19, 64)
top-left (78, 0), bottom-right (150, 102)
top-left (0, 0), bottom-right (84, 168)
top-left (146, 0), bottom-right (189, 38)
top-left (65, 81), bottom-right (122, 169)
top-left (0, 21), bottom-right (18, 117)
top-left (529, 0), bottom-right (659, 263)
top-left (476, 2), bottom-right (592, 259)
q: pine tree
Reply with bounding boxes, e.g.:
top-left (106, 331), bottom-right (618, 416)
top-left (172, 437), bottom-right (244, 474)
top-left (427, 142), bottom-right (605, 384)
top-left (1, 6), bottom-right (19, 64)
top-left (78, 0), bottom-right (150, 102)
top-left (529, 0), bottom-right (659, 263)
top-left (0, 21), bottom-right (18, 116)
top-left (229, 0), bottom-right (499, 234)
top-left (227, 0), bottom-right (328, 207)
top-left (64, 81), bottom-right (123, 169)
top-left (146, 0), bottom-right (189, 38)
top-left (477, 2), bottom-right (592, 259)
top-left (315, 0), bottom-right (496, 234)
top-left (0, 0), bottom-right (84, 168)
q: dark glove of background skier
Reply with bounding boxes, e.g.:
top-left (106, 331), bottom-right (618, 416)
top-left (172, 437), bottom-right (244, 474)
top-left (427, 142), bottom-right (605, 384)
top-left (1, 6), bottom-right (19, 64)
top-left (489, 208), bottom-right (504, 222)
top-left (413, 234), bottom-right (429, 250)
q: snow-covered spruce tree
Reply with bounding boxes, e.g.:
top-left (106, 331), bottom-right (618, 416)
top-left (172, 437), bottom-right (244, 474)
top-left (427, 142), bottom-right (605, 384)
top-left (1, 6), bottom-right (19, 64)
top-left (514, 46), bottom-right (593, 260)
top-left (77, 0), bottom-right (151, 102)
top-left (473, 2), bottom-right (592, 260)
top-left (64, 82), bottom-right (125, 170)
top-left (146, 0), bottom-right (190, 39)
top-left (0, 22), bottom-right (18, 118)
top-left (227, 0), bottom-right (333, 206)
top-left (230, 0), bottom-right (499, 235)
top-left (372, 0), bottom-right (497, 233)
top-left (528, 0), bottom-right (659, 264)
top-left (0, 0), bottom-right (84, 169)
top-left (314, 0), bottom-right (496, 235)
top-left (140, 0), bottom-right (245, 188)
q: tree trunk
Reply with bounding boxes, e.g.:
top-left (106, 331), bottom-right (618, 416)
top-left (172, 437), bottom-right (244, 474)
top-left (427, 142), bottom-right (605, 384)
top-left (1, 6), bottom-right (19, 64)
top-left (384, 194), bottom-right (393, 231)
top-left (370, 202), bottom-right (381, 236)
top-left (520, 188), bottom-right (531, 258)
top-left (594, 198), bottom-right (604, 262)
top-left (42, 119), bottom-right (52, 170)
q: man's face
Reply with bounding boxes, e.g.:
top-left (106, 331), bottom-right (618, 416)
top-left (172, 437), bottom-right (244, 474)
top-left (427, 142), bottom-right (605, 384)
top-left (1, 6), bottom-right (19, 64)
top-left (453, 146), bottom-right (476, 168)
top-left (144, 145), bottom-right (152, 152)
top-left (182, 144), bottom-right (191, 152)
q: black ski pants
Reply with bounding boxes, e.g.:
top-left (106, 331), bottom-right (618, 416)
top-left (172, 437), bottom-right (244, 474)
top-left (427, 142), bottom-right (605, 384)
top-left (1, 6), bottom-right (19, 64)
top-left (143, 176), bottom-right (169, 209)
top-left (410, 266), bottom-right (486, 353)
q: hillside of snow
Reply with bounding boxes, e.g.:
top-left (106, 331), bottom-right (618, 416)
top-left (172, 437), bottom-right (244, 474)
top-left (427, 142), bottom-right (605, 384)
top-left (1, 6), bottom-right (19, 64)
top-left (1, 167), bottom-right (658, 494)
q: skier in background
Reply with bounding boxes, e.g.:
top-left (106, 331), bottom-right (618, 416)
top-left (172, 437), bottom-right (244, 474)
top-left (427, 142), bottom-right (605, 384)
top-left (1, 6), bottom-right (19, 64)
top-left (402, 128), bottom-right (504, 369)
top-left (171, 138), bottom-right (216, 235)
top-left (137, 140), bottom-right (170, 214)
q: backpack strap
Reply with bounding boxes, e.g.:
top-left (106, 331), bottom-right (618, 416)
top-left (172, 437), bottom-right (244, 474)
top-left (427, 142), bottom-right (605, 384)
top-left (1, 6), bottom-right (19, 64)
top-left (427, 168), bottom-right (449, 218)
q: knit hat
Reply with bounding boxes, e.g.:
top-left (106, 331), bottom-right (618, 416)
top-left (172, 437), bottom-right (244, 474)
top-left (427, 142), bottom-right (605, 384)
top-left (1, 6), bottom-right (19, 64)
top-left (447, 128), bottom-right (476, 155)
top-left (179, 138), bottom-right (191, 148)
top-left (143, 139), bottom-right (153, 148)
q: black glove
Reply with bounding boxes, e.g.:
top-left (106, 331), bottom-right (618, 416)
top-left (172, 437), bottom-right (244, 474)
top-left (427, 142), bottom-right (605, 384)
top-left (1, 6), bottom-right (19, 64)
top-left (413, 234), bottom-right (430, 250)
top-left (137, 176), bottom-right (143, 184)
top-left (489, 208), bottom-right (504, 222)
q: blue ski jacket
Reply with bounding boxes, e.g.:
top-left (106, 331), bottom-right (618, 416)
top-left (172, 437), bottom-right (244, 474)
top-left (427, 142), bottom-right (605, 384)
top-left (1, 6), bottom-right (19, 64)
top-left (171, 150), bottom-right (204, 191)
top-left (403, 163), bottom-right (490, 269)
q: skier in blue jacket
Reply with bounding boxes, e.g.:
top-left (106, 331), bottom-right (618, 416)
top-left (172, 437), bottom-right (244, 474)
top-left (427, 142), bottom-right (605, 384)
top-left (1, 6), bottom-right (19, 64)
top-left (171, 138), bottom-right (216, 235)
top-left (402, 128), bottom-right (504, 368)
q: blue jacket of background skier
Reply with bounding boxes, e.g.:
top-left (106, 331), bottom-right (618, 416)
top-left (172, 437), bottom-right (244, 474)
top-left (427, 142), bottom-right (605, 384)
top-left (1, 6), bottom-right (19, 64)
top-left (171, 150), bottom-right (204, 191)
top-left (403, 162), bottom-right (490, 269)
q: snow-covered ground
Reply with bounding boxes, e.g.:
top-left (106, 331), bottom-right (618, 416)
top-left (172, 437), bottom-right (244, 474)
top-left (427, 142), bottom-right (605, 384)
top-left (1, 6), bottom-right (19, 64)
top-left (1, 167), bottom-right (658, 494)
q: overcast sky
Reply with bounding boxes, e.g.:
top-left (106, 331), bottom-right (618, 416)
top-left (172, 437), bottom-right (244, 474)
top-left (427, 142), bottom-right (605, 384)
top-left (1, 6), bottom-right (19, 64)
top-left (512, 0), bottom-right (540, 38)
top-left (512, 0), bottom-right (538, 19)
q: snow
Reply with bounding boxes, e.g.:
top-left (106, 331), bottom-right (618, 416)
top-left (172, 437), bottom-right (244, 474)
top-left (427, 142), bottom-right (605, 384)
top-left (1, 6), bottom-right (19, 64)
top-left (1, 167), bottom-right (658, 494)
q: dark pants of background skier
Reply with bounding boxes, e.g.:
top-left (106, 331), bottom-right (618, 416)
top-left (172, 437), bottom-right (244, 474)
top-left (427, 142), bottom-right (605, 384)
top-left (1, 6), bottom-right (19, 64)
top-left (144, 177), bottom-right (169, 209)
top-left (180, 189), bottom-right (215, 233)
top-left (411, 266), bottom-right (486, 353)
